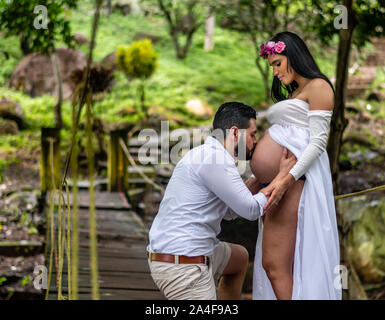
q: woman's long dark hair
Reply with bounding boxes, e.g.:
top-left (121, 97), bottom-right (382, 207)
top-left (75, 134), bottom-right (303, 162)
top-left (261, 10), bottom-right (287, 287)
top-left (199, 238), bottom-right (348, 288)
top-left (268, 31), bottom-right (334, 103)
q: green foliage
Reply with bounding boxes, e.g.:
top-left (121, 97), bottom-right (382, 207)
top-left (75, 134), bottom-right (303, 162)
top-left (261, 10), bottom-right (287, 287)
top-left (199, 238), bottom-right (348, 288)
top-left (116, 39), bottom-right (159, 117)
top-left (0, 35), bottom-right (23, 85)
top-left (0, 0), bottom-right (78, 55)
top-left (143, 0), bottom-right (209, 59)
top-left (312, 0), bottom-right (385, 48)
top-left (116, 39), bottom-right (158, 79)
top-left (21, 275), bottom-right (32, 286)
top-left (0, 277), bottom-right (7, 286)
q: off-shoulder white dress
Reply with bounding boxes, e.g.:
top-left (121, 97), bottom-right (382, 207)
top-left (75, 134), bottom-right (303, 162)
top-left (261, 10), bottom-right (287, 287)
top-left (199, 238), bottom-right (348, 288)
top-left (252, 98), bottom-right (342, 300)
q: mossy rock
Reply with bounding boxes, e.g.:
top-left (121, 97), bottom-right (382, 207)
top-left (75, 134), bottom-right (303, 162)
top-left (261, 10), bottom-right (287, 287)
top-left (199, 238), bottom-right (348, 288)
top-left (343, 196), bottom-right (385, 283)
top-left (0, 118), bottom-right (19, 135)
top-left (0, 99), bottom-right (26, 129)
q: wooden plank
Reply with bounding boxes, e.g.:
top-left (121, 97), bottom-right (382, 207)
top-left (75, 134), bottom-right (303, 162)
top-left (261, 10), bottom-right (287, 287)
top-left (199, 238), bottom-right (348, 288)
top-left (48, 190), bottom-right (131, 210)
top-left (49, 256), bottom-right (151, 274)
top-left (76, 256), bottom-right (151, 273)
top-left (78, 245), bottom-right (148, 259)
top-left (78, 239), bottom-right (147, 250)
top-left (76, 209), bottom-right (146, 236)
top-left (51, 271), bottom-right (158, 291)
top-left (50, 288), bottom-right (165, 300)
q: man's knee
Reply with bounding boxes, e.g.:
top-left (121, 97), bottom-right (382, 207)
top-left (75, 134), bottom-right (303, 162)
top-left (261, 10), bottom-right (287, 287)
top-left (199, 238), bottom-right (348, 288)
top-left (224, 243), bottom-right (249, 275)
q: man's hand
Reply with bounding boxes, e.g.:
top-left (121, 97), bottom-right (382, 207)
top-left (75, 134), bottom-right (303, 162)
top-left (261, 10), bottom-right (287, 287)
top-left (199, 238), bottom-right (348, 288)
top-left (263, 148), bottom-right (297, 213)
top-left (244, 177), bottom-right (261, 195)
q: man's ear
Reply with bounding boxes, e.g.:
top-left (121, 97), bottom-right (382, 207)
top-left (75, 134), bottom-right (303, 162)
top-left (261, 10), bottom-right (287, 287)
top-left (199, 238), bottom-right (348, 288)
top-left (230, 126), bottom-right (238, 140)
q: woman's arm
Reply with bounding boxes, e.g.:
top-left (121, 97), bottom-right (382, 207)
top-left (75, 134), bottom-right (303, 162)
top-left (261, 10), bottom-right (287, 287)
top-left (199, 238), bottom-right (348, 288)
top-left (263, 79), bottom-right (334, 212)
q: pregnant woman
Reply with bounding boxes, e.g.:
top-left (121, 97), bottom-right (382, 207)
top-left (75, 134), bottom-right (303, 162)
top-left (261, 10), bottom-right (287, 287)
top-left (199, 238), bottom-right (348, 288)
top-left (250, 32), bottom-right (341, 299)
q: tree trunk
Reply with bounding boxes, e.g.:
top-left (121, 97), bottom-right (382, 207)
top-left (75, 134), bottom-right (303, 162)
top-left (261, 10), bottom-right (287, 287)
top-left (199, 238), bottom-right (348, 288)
top-left (204, 14), bottom-right (215, 51)
top-left (326, 0), bottom-right (367, 300)
top-left (254, 56), bottom-right (270, 101)
top-left (50, 52), bottom-right (63, 129)
top-left (170, 29), bottom-right (183, 59)
top-left (182, 29), bottom-right (196, 59)
top-left (20, 33), bottom-right (32, 55)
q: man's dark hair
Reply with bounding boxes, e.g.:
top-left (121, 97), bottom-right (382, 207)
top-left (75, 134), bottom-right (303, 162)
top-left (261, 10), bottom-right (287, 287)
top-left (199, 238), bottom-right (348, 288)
top-left (213, 102), bottom-right (256, 137)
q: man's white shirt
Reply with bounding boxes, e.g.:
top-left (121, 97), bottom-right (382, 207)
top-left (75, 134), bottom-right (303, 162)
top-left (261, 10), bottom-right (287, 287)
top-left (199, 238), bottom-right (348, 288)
top-left (147, 136), bottom-right (267, 257)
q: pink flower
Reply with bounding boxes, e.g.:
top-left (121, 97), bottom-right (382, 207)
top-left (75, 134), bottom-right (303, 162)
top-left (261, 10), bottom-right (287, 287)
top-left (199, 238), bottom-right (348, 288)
top-left (259, 40), bottom-right (286, 59)
top-left (259, 44), bottom-right (268, 58)
top-left (274, 41), bottom-right (286, 53)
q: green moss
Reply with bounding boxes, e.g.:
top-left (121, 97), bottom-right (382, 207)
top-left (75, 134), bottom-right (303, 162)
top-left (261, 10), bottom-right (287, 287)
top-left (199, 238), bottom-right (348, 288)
top-left (344, 196), bottom-right (385, 283)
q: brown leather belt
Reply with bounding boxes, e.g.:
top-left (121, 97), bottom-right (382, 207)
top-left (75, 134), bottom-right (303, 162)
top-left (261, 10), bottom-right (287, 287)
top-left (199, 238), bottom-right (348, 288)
top-left (148, 252), bottom-right (209, 265)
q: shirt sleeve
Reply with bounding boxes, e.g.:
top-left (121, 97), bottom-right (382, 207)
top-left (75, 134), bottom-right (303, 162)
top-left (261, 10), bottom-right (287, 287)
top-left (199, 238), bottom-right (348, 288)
top-left (223, 208), bottom-right (238, 221)
top-left (198, 156), bottom-right (267, 221)
top-left (289, 110), bottom-right (332, 180)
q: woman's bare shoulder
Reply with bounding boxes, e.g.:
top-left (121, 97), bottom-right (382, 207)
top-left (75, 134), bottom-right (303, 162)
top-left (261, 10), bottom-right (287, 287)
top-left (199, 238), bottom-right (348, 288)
top-left (307, 78), bottom-right (334, 111)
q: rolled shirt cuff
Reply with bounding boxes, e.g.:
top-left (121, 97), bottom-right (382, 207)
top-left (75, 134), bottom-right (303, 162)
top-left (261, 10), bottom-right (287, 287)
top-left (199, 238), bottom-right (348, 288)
top-left (253, 192), bottom-right (267, 217)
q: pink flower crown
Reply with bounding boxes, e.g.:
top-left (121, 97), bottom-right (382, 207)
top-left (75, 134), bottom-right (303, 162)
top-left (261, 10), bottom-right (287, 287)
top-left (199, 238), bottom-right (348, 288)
top-left (259, 41), bottom-right (286, 59)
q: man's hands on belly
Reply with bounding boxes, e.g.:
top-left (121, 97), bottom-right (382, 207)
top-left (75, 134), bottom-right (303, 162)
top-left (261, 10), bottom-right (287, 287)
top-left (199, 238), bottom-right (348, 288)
top-left (244, 177), bottom-right (261, 195)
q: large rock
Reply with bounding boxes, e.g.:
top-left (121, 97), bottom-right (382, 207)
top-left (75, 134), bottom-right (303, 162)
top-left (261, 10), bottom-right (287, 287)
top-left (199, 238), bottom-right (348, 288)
top-left (9, 48), bottom-right (87, 100)
top-left (113, 0), bottom-right (131, 15)
top-left (0, 99), bottom-right (26, 129)
top-left (4, 191), bottom-right (39, 214)
top-left (133, 33), bottom-right (160, 44)
top-left (340, 196), bottom-right (385, 283)
top-left (0, 118), bottom-right (19, 135)
top-left (74, 32), bottom-right (89, 46)
top-left (100, 52), bottom-right (117, 71)
top-left (185, 99), bottom-right (214, 119)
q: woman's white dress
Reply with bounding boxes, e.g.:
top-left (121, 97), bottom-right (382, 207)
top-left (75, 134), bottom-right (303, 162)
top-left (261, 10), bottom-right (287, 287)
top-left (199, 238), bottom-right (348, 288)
top-left (252, 98), bottom-right (342, 300)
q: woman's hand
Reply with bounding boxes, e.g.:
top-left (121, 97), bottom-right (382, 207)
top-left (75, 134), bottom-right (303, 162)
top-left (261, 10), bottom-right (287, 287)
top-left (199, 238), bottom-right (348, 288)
top-left (262, 148), bottom-right (297, 213)
top-left (263, 174), bottom-right (295, 213)
top-left (277, 148), bottom-right (297, 179)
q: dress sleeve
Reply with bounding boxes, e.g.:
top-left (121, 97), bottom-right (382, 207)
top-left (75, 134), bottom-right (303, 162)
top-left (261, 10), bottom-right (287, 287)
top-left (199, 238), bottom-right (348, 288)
top-left (289, 110), bottom-right (333, 180)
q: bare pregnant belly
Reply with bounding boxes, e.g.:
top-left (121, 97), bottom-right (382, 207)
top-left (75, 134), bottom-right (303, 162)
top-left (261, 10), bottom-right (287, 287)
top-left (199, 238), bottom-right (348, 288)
top-left (250, 132), bottom-right (284, 183)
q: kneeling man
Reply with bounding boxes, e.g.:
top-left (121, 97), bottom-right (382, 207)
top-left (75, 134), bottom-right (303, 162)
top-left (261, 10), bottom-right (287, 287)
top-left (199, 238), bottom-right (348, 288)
top-left (147, 102), bottom-right (296, 300)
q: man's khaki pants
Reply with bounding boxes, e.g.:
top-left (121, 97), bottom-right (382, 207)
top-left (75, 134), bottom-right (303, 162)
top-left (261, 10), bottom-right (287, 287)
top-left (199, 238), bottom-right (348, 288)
top-left (148, 241), bottom-right (231, 300)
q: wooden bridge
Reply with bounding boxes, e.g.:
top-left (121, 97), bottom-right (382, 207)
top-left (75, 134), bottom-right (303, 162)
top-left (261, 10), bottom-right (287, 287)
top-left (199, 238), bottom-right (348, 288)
top-left (47, 190), bottom-right (165, 300)
top-left (41, 127), bottom-right (168, 300)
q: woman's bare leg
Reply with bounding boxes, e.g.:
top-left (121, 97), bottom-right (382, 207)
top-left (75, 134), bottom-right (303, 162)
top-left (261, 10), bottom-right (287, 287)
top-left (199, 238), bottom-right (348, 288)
top-left (261, 180), bottom-right (304, 300)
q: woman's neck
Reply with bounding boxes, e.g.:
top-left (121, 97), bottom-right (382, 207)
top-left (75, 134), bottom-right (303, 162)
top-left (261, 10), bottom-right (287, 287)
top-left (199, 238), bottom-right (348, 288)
top-left (294, 75), bottom-right (311, 92)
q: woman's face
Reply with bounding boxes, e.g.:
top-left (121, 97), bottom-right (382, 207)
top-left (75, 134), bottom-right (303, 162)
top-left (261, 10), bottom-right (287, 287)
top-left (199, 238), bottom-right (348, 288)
top-left (267, 54), bottom-right (295, 86)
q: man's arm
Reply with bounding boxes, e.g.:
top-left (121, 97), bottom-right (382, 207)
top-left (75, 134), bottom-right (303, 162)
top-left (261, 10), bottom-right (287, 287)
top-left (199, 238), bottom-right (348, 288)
top-left (198, 157), bottom-right (268, 221)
